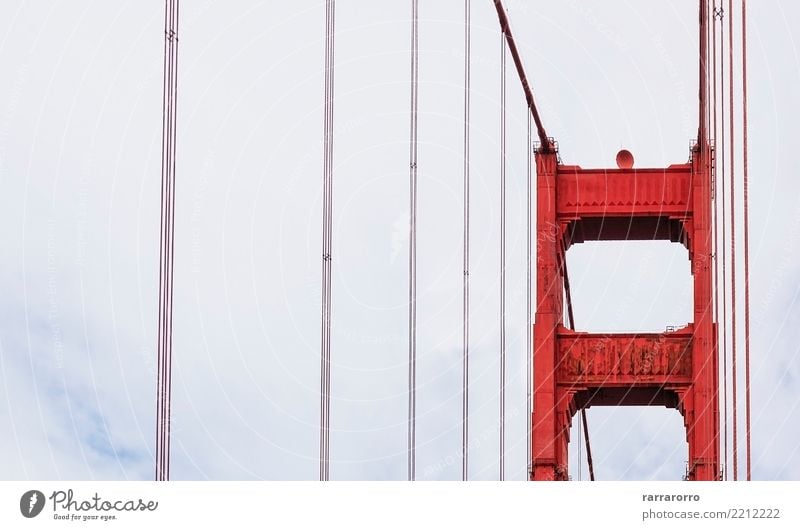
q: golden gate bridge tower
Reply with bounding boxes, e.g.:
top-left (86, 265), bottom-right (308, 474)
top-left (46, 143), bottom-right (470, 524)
top-left (525, 1), bottom-right (720, 481)
top-left (530, 134), bottom-right (718, 481)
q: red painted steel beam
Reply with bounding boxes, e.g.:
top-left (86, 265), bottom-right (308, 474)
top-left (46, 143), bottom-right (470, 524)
top-left (556, 327), bottom-right (694, 387)
top-left (556, 165), bottom-right (693, 219)
top-left (532, 150), bottom-right (563, 481)
top-left (575, 387), bottom-right (684, 409)
top-left (565, 217), bottom-right (688, 247)
top-left (687, 141), bottom-right (718, 481)
top-left (555, 164), bottom-right (694, 249)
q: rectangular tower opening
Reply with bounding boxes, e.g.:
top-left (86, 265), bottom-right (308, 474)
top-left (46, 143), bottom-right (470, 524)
top-left (568, 406), bottom-right (688, 480)
top-left (565, 241), bottom-right (692, 333)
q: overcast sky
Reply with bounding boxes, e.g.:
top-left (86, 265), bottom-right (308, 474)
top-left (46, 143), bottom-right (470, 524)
top-left (0, 0), bottom-right (798, 481)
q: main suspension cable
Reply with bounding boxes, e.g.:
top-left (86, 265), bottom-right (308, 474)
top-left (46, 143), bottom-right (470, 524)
top-left (319, 0), bottom-right (336, 482)
top-left (581, 407), bottom-right (595, 481)
top-left (492, 1), bottom-right (551, 151)
top-left (155, 0), bottom-right (179, 483)
top-left (407, 0), bottom-right (419, 482)
top-left (461, 0), bottom-right (471, 483)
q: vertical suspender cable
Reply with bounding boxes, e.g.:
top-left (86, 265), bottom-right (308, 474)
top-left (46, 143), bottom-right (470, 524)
top-left (461, 0), bottom-right (471, 482)
top-left (407, 0), bottom-right (419, 482)
top-left (327, 0), bottom-right (335, 483)
top-left (155, 0), bottom-right (179, 482)
top-left (727, 0), bottom-right (738, 482)
top-left (525, 111), bottom-right (532, 480)
top-left (711, 1), bottom-right (720, 477)
top-left (706, 0), bottom-right (712, 144)
top-left (166, 0), bottom-right (179, 481)
top-left (319, 0), bottom-right (328, 483)
top-left (319, 0), bottom-right (336, 482)
top-left (699, 0), bottom-right (714, 474)
top-left (711, 0), bottom-right (725, 480)
top-left (741, 0), bottom-right (752, 482)
top-left (699, 0), bottom-right (708, 147)
top-left (499, 31), bottom-right (507, 482)
top-left (715, 2), bottom-right (730, 481)
top-left (577, 402), bottom-right (582, 481)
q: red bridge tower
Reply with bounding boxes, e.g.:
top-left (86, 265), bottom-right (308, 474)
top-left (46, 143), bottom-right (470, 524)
top-left (530, 141), bottom-right (718, 481)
